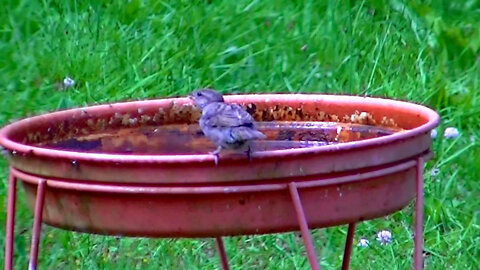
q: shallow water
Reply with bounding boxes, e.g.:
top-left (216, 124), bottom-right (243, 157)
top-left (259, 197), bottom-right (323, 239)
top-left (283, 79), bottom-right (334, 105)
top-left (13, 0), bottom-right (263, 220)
top-left (40, 122), bottom-right (401, 155)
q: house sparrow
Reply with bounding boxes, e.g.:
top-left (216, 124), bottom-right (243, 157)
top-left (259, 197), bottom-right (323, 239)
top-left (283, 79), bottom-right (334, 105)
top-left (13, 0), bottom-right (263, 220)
top-left (190, 89), bottom-right (266, 165)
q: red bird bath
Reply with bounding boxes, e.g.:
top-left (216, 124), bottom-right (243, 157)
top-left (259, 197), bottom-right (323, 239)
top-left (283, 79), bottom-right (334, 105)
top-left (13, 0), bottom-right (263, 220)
top-left (0, 94), bottom-right (439, 270)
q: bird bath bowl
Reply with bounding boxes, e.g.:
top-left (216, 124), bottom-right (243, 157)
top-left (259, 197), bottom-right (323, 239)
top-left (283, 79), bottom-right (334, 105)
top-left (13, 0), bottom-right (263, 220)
top-left (1, 94), bottom-right (439, 270)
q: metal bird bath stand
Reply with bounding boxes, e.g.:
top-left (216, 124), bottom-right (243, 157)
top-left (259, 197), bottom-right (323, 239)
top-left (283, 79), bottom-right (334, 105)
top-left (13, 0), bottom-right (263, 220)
top-left (1, 94), bottom-right (439, 270)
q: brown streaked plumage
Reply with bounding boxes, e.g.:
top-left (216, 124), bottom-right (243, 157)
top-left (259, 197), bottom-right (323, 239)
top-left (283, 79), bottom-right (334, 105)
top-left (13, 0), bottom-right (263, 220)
top-left (190, 89), bottom-right (266, 165)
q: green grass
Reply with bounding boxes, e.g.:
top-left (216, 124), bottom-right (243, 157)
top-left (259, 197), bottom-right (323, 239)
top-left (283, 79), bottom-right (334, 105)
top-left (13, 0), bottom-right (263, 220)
top-left (1, 0), bottom-right (479, 269)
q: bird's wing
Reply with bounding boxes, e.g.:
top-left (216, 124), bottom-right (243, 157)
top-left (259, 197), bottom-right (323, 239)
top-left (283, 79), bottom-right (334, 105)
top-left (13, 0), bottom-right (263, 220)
top-left (202, 103), bottom-right (256, 128)
top-left (230, 126), bottom-right (267, 141)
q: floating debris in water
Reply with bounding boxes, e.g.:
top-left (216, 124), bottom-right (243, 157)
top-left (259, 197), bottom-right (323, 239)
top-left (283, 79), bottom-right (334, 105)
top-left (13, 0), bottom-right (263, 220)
top-left (35, 121), bottom-right (401, 155)
top-left (443, 127), bottom-right (459, 139)
top-left (376, 230), bottom-right (392, 245)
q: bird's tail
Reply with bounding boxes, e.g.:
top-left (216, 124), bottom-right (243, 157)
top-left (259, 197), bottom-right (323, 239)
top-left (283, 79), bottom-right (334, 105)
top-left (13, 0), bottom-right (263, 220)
top-left (252, 130), bottom-right (267, 140)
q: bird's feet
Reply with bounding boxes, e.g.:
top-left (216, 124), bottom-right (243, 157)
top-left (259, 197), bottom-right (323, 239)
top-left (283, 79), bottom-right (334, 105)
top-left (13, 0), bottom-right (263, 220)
top-left (246, 146), bottom-right (252, 162)
top-left (212, 153), bottom-right (219, 166)
top-left (210, 146), bottom-right (222, 166)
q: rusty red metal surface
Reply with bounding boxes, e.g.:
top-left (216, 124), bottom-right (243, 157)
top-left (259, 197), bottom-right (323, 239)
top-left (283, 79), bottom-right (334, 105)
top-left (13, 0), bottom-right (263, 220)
top-left (0, 94), bottom-right (439, 269)
top-left (12, 160), bottom-right (418, 237)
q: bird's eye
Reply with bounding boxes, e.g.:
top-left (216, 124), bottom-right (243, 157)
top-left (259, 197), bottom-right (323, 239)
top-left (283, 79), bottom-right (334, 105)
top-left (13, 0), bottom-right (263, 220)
top-left (197, 92), bottom-right (202, 96)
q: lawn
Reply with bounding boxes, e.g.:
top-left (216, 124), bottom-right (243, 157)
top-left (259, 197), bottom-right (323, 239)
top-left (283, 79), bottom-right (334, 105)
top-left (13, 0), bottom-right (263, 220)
top-left (1, 0), bottom-right (479, 269)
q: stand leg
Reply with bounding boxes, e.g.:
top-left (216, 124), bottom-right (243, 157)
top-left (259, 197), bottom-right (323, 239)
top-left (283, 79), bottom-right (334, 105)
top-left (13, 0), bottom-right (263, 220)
top-left (4, 169), bottom-right (17, 270)
top-left (414, 158), bottom-right (424, 270)
top-left (288, 183), bottom-right (321, 270)
top-left (341, 223), bottom-right (356, 270)
top-left (215, 237), bottom-right (230, 270)
top-left (28, 179), bottom-right (46, 270)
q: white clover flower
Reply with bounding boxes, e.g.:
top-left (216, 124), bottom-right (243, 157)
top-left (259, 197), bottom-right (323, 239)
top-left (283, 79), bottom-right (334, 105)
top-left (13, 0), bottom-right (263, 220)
top-left (376, 230), bottom-right (392, 245)
top-left (357, 238), bottom-right (369, 247)
top-left (430, 168), bottom-right (440, 177)
top-left (63, 76), bottom-right (75, 88)
top-left (430, 129), bottom-right (437, 139)
top-left (443, 127), bottom-right (459, 139)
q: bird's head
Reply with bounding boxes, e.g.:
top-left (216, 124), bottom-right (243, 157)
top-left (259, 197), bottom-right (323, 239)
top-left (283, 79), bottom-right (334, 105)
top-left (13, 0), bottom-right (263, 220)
top-left (189, 88), bottom-right (225, 109)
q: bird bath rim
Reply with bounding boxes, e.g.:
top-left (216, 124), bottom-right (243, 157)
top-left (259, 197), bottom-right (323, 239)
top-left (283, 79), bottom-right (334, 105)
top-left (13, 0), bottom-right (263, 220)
top-left (0, 94), bottom-right (439, 165)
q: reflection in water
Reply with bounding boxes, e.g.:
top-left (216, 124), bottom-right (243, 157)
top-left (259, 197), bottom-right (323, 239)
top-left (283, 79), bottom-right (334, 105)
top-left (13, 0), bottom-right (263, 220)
top-left (40, 122), bottom-right (401, 155)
